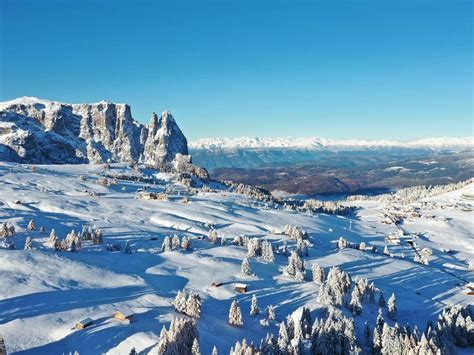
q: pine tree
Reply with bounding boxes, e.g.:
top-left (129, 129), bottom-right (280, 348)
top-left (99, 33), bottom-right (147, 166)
top-left (185, 291), bottom-right (202, 319)
top-left (229, 300), bottom-right (243, 326)
top-left (278, 322), bottom-right (289, 353)
top-left (267, 305), bottom-right (276, 321)
top-left (39, 226), bottom-right (45, 234)
top-left (162, 236), bottom-right (172, 252)
top-left (24, 236), bottom-right (33, 250)
top-left (209, 229), bottom-right (218, 244)
top-left (241, 257), bottom-right (253, 276)
top-left (383, 245), bottom-right (389, 256)
top-left (191, 337), bottom-right (201, 355)
top-left (0, 334), bottom-right (6, 355)
top-left (172, 234), bottom-right (180, 250)
top-left (173, 290), bottom-right (187, 314)
top-left (129, 347), bottom-right (137, 355)
top-left (93, 228), bottom-right (103, 244)
top-left (27, 219), bottom-right (35, 231)
top-left (387, 293), bottom-right (397, 320)
top-left (250, 294), bottom-right (260, 316)
top-left (247, 238), bottom-right (260, 257)
top-left (286, 250), bottom-right (305, 279)
top-left (211, 345), bottom-right (218, 355)
top-left (181, 236), bottom-right (192, 250)
top-left (261, 240), bottom-right (275, 263)
top-left (312, 262), bottom-right (325, 284)
top-left (349, 287), bottom-right (362, 316)
top-left (124, 240), bottom-right (132, 254)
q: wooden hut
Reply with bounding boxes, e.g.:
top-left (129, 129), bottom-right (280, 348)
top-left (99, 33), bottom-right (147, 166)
top-left (75, 317), bottom-right (93, 329)
top-left (114, 310), bottom-right (134, 323)
top-left (234, 283), bottom-right (248, 293)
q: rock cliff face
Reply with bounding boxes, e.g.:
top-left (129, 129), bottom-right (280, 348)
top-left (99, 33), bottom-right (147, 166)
top-left (0, 97), bottom-right (189, 165)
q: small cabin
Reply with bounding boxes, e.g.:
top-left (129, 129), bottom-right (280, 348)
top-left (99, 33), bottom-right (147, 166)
top-left (234, 283), bottom-right (248, 293)
top-left (139, 192), bottom-right (158, 200)
top-left (465, 283), bottom-right (474, 295)
top-left (114, 311), bottom-right (134, 322)
top-left (75, 317), bottom-right (93, 329)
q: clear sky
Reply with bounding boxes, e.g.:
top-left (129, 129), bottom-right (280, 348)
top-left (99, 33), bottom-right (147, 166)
top-left (0, 0), bottom-right (472, 141)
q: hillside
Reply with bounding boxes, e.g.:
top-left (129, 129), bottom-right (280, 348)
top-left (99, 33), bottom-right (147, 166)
top-left (0, 163), bottom-right (472, 354)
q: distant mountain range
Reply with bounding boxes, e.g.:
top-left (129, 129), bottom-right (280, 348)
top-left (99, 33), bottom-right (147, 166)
top-left (0, 97), bottom-right (188, 165)
top-left (189, 136), bottom-right (473, 170)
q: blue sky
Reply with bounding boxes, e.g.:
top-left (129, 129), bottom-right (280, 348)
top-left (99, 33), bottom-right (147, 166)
top-left (0, 0), bottom-right (472, 140)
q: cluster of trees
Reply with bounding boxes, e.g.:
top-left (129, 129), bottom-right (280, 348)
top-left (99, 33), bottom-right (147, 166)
top-left (162, 235), bottom-right (192, 252)
top-left (347, 178), bottom-right (474, 205)
top-left (370, 305), bottom-right (473, 354)
top-left (228, 296), bottom-right (276, 328)
top-left (317, 266), bottom-right (397, 322)
top-left (49, 226), bottom-right (103, 252)
top-left (285, 250), bottom-right (306, 281)
top-left (173, 289), bottom-right (202, 319)
top-left (153, 317), bottom-right (200, 355)
top-left (227, 182), bottom-right (274, 203)
top-left (318, 266), bottom-right (352, 306)
top-left (280, 199), bottom-right (354, 216)
top-left (1, 221), bottom-right (16, 249)
top-left (229, 307), bottom-right (357, 355)
top-left (302, 199), bottom-right (353, 216)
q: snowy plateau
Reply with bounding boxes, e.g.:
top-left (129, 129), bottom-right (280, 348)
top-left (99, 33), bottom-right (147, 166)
top-left (0, 98), bottom-right (472, 355)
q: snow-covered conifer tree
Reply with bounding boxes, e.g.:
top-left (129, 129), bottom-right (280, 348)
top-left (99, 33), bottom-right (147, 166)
top-left (278, 322), bottom-right (289, 353)
top-left (172, 234), bottom-right (180, 250)
top-left (181, 236), bottom-right (192, 250)
top-left (241, 257), bottom-right (253, 276)
top-left (267, 305), bottom-right (275, 321)
top-left (209, 229), bottom-right (218, 244)
top-left (383, 245), bottom-right (389, 256)
top-left (387, 293), bottom-right (397, 320)
top-left (312, 262), bottom-right (325, 284)
top-left (185, 291), bottom-right (202, 319)
top-left (349, 287), bottom-right (362, 315)
top-left (250, 294), bottom-right (259, 316)
top-left (173, 290), bottom-right (187, 314)
top-left (211, 345), bottom-right (218, 355)
top-left (0, 335), bottom-right (6, 355)
top-left (191, 337), bottom-right (201, 355)
top-left (27, 220), bottom-right (35, 231)
top-left (229, 300), bottom-right (243, 326)
top-left (261, 240), bottom-right (275, 263)
top-left (162, 236), bottom-right (172, 252)
top-left (93, 228), bottom-right (103, 244)
top-left (286, 250), bottom-right (305, 279)
top-left (24, 236), bottom-right (32, 250)
top-left (337, 237), bottom-right (347, 249)
top-left (247, 238), bottom-right (260, 257)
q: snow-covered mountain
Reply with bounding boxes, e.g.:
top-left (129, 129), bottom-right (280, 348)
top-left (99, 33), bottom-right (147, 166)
top-left (189, 136), bottom-right (474, 170)
top-left (190, 136), bottom-right (474, 150)
top-left (0, 97), bottom-right (189, 165)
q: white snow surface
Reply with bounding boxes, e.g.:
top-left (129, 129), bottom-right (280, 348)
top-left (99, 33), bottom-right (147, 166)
top-left (0, 162), bottom-right (472, 354)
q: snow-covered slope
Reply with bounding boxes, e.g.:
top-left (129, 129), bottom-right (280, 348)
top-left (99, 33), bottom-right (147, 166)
top-left (0, 97), bottom-right (188, 165)
top-left (0, 163), bottom-right (472, 354)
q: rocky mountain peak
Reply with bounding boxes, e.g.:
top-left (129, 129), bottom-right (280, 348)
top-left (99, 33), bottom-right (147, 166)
top-left (0, 97), bottom-right (190, 166)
